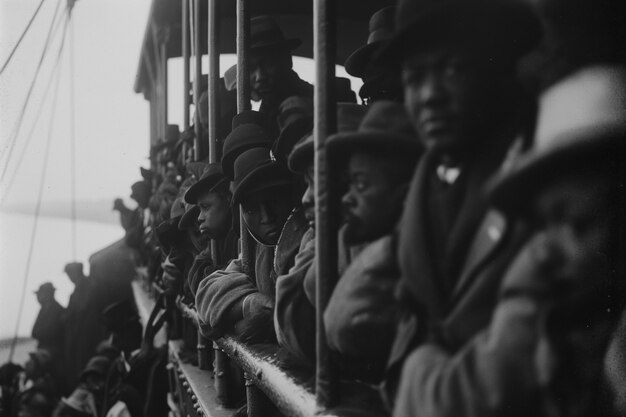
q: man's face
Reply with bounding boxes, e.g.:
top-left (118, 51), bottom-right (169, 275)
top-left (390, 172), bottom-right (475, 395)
top-left (402, 44), bottom-right (499, 157)
top-left (342, 153), bottom-right (406, 244)
top-left (301, 164), bottom-right (315, 229)
top-left (241, 187), bottom-right (293, 245)
top-left (196, 191), bottom-right (232, 239)
top-left (249, 49), bottom-right (290, 101)
top-left (528, 171), bottom-right (611, 285)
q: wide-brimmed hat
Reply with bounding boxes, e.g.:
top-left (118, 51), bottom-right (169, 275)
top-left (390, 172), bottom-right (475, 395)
top-left (232, 147), bottom-right (293, 205)
top-left (80, 356), bottom-right (110, 380)
top-left (378, 0), bottom-right (541, 66)
top-left (326, 100), bottom-right (422, 163)
top-left (489, 65), bottom-right (626, 214)
top-left (34, 282), bottom-right (55, 295)
top-left (221, 111), bottom-right (273, 180)
top-left (184, 163), bottom-right (229, 204)
top-left (273, 96), bottom-right (314, 162)
top-left (250, 16), bottom-right (301, 52)
top-left (344, 7), bottom-right (395, 78)
top-left (288, 103), bottom-right (367, 173)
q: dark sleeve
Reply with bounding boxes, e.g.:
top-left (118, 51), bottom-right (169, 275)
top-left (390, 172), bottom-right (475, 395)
top-left (274, 231), bottom-right (317, 365)
top-left (324, 236), bottom-right (400, 359)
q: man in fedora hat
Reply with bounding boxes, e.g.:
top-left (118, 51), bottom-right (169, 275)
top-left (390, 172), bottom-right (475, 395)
top-left (196, 147), bottom-right (301, 344)
top-left (183, 163), bottom-right (238, 296)
top-left (321, 101), bottom-right (422, 383)
top-left (248, 16), bottom-right (355, 134)
top-left (344, 7), bottom-right (403, 104)
top-left (375, 0), bottom-right (542, 409)
top-left (248, 16), bottom-right (313, 127)
top-left (392, 54), bottom-right (625, 417)
top-left (274, 103), bottom-right (366, 367)
top-left (32, 283), bottom-right (65, 364)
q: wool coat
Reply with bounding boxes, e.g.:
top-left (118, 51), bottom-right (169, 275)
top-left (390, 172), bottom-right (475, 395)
top-left (385, 142), bottom-right (530, 414)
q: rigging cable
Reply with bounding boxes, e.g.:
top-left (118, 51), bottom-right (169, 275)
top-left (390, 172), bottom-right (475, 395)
top-left (0, 26), bottom-right (68, 206)
top-left (0, 0), bottom-right (47, 75)
top-left (7, 16), bottom-right (70, 363)
top-left (68, 2), bottom-right (77, 259)
top-left (0, 0), bottom-right (66, 183)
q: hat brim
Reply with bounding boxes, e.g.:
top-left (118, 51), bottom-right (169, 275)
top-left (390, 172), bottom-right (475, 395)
top-left (274, 118), bottom-right (313, 162)
top-left (178, 205), bottom-right (200, 230)
top-left (376, 1), bottom-right (541, 66)
top-left (326, 131), bottom-right (422, 163)
top-left (345, 42), bottom-right (384, 78)
top-left (222, 139), bottom-right (274, 180)
top-left (488, 128), bottom-right (625, 216)
top-left (250, 38), bottom-right (301, 52)
top-left (184, 174), bottom-right (228, 204)
top-left (287, 137), bottom-right (314, 174)
top-left (232, 163), bottom-right (293, 205)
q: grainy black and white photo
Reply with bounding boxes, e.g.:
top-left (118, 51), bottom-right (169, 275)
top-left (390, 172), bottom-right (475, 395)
top-left (0, 0), bottom-right (624, 416)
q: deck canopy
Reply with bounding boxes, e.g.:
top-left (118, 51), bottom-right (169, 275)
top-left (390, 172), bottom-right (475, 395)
top-left (134, 0), bottom-right (393, 97)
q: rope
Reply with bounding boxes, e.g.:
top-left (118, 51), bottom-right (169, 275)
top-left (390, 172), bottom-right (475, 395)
top-left (68, 5), bottom-right (77, 259)
top-left (0, 21), bottom-right (68, 206)
top-left (7, 16), bottom-right (69, 364)
top-left (0, 0), bottom-right (65, 183)
top-left (0, 0), bottom-right (47, 75)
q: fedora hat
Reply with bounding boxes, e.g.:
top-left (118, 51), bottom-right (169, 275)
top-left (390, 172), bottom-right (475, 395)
top-left (378, 0), bottom-right (541, 65)
top-left (231, 147), bottom-right (293, 205)
top-left (273, 96), bottom-right (314, 162)
top-left (288, 103), bottom-right (367, 174)
top-left (34, 282), bottom-right (55, 295)
top-left (250, 16), bottom-right (301, 52)
top-left (489, 65), bottom-right (626, 214)
top-left (184, 163), bottom-right (229, 204)
top-left (326, 100), bottom-right (422, 163)
top-left (344, 7), bottom-right (396, 78)
top-left (221, 112), bottom-right (273, 180)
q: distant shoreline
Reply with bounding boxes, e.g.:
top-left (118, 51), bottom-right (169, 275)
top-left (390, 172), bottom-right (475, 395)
top-left (0, 336), bottom-right (33, 349)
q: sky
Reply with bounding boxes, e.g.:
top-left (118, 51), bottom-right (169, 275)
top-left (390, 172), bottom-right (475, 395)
top-left (0, 0), bottom-right (153, 208)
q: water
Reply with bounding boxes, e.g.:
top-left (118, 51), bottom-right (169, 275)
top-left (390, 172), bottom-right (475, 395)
top-left (0, 212), bottom-right (123, 340)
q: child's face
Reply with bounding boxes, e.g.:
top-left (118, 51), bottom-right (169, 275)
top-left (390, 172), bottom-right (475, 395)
top-left (528, 170), bottom-right (611, 286)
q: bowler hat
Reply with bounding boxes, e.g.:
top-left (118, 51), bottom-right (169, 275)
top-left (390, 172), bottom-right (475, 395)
top-left (184, 163), bottom-right (229, 204)
top-left (221, 114), bottom-right (273, 180)
top-left (273, 96), bottom-right (314, 162)
top-left (231, 147), bottom-right (293, 205)
top-left (489, 65), bottom-right (626, 214)
top-left (250, 16), bottom-right (301, 52)
top-left (378, 0), bottom-right (541, 65)
top-left (34, 282), bottom-right (55, 295)
top-left (80, 356), bottom-right (110, 380)
top-left (326, 101), bottom-right (422, 162)
top-left (344, 7), bottom-right (396, 77)
top-left (288, 103), bottom-right (367, 173)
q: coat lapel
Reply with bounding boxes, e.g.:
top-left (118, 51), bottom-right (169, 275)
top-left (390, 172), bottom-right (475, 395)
top-left (397, 148), bottom-right (446, 318)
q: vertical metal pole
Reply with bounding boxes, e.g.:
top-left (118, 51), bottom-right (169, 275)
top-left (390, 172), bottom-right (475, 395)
top-left (236, 0), bottom-right (254, 278)
top-left (207, 0), bottom-right (220, 162)
top-left (182, 0), bottom-right (191, 162)
top-left (193, 0), bottom-right (202, 161)
top-left (236, 0), bottom-right (250, 113)
top-left (197, 329), bottom-right (211, 370)
top-left (161, 39), bottom-right (169, 133)
top-left (314, 0), bottom-right (339, 409)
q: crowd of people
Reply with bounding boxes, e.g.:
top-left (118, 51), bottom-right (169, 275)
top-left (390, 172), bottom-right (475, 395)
top-left (3, 0), bottom-right (626, 415)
